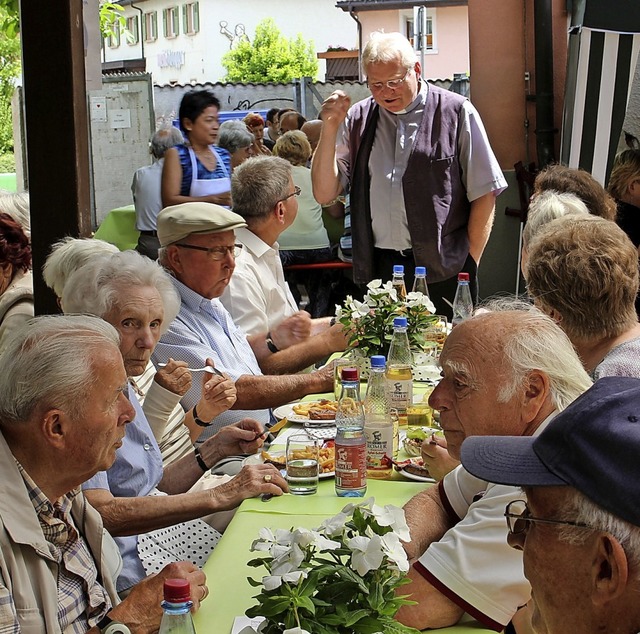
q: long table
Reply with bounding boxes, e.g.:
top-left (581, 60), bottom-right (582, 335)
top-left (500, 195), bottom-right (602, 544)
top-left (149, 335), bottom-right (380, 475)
top-left (194, 476), bottom-right (494, 634)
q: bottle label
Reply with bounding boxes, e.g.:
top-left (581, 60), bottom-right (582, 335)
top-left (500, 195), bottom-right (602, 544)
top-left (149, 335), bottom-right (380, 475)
top-left (365, 424), bottom-right (394, 471)
top-left (386, 379), bottom-right (413, 411)
top-left (335, 443), bottom-right (366, 489)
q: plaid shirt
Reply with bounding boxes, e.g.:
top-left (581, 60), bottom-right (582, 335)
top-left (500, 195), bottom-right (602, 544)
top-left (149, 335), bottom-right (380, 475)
top-left (0, 464), bottom-right (112, 633)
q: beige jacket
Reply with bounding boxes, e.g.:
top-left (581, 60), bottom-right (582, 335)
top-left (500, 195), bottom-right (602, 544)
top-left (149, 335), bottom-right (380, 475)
top-left (0, 431), bottom-right (121, 632)
top-left (0, 269), bottom-right (33, 354)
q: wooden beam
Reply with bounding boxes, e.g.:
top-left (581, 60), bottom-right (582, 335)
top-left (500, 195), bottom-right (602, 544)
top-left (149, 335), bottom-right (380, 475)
top-left (19, 0), bottom-right (92, 315)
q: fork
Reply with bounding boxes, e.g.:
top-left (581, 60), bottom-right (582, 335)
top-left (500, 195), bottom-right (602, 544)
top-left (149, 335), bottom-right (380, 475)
top-left (157, 362), bottom-right (224, 377)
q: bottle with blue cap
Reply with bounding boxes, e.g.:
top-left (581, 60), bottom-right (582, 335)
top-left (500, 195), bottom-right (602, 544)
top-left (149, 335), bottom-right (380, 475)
top-left (412, 266), bottom-right (430, 297)
top-left (364, 355), bottom-right (395, 479)
top-left (386, 316), bottom-right (413, 426)
top-left (391, 264), bottom-right (407, 300)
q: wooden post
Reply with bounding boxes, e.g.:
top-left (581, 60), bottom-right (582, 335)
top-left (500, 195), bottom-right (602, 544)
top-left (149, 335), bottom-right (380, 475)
top-left (19, 0), bottom-right (92, 315)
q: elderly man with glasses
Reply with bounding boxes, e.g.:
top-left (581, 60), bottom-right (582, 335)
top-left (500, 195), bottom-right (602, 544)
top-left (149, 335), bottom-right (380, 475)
top-left (153, 202), bottom-right (336, 444)
top-left (396, 309), bottom-right (592, 633)
top-left (461, 376), bottom-right (640, 634)
top-left (312, 31), bottom-right (506, 316)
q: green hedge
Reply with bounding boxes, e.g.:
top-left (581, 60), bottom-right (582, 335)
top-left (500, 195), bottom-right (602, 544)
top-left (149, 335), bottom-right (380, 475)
top-left (0, 153), bottom-right (15, 173)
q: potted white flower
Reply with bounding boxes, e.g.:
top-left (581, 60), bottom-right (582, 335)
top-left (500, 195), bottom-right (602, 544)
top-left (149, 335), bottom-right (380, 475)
top-left (245, 498), bottom-right (421, 634)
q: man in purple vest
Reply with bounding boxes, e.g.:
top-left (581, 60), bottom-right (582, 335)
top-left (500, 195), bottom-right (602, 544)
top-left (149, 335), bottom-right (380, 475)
top-left (311, 32), bottom-right (507, 316)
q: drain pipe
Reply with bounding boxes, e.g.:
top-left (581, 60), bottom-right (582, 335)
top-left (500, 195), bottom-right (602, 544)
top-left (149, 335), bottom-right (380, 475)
top-left (349, 9), bottom-right (363, 81)
top-left (131, 1), bottom-right (145, 64)
top-left (534, 0), bottom-right (556, 167)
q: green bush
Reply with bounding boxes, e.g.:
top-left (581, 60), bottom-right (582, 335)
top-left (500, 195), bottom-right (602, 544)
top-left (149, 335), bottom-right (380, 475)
top-left (0, 152), bottom-right (15, 173)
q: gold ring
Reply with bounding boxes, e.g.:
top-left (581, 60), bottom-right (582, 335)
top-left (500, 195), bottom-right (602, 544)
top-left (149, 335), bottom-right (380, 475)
top-left (201, 585), bottom-right (209, 600)
top-left (263, 474), bottom-right (272, 483)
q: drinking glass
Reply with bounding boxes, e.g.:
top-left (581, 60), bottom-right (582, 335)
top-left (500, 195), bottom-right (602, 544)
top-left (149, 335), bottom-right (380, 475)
top-left (286, 435), bottom-right (320, 495)
top-left (423, 315), bottom-right (449, 361)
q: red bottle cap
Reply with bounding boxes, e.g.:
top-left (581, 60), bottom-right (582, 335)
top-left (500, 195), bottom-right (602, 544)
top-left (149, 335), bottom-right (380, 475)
top-left (341, 367), bottom-right (359, 382)
top-left (163, 578), bottom-right (191, 603)
top-left (457, 272), bottom-right (470, 282)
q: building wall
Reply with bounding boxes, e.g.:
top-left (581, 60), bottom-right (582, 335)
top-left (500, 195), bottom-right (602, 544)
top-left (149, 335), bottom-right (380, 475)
top-left (356, 5), bottom-right (469, 81)
top-left (103, 0), bottom-right (356, 84)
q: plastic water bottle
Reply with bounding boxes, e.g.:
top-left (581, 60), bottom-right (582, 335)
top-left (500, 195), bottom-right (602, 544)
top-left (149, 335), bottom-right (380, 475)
top-left (452, 272), bottom-right (473, 327)
top-left (158, 579), bottom-right (197, 634)
top-left (411, 266), bottom-right (430, 297)
top-left (335, 367), bottom-right (367, 497)
top-left (392, 264), bottom-right (407, 300)
top-left (386, 317), bottom-right (413, 427)
top-left (364, 356), bottom-right (394, 479)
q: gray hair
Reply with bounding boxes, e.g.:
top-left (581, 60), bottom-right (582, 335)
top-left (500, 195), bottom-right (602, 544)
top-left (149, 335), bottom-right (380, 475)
top-left (362, 31), bottom-right (417, 73)
top-left (218, 121), bottom-right (254, 154)
top-left (62, 250), bottom-right (180, 333)
top-left (473, 306), bottom-right (592, 409)
top-left (43, 237), bottom-right (120, 299)
top-left (523, 190), bottom-right (589, 247)
top-left (0, 191), bottom-right (30, 235)
top-left (150, 127), bottom-right (184, 160)
top-left (0, 314), bottom-right (121, 424)
top-left (557, 488), bottom-right (640, 570)
top-left (231, 156), bottom-right (292, 221)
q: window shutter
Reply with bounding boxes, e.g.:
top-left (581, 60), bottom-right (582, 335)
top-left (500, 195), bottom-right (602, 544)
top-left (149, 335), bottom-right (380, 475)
top-left (142, 14), bottom-right (147, 41)
top-left (182, 4), bottom-right (188, 33)
top-left (193, 2), bottom-right (199, 33)
top-left (173, 7), bottom-right (179, 36)
top-left (152, 11), bottom-right (157, 39)
top-left (163, 9), bottom-right (168, 37)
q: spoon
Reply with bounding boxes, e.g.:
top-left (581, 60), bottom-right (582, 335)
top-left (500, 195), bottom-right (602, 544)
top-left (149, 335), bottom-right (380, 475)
top-left (157, 362), bottom-right (224, 377)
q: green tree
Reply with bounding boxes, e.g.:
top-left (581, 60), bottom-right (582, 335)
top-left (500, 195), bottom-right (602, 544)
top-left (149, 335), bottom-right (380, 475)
top-left (0, 5), bottom-right (20, 154)
top-left (222, 18), bottom-right (318, 83)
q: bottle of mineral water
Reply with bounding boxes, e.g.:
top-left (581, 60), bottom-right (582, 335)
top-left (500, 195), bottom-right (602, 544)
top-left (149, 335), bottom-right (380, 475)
top-left (391, 264), bottom-right (407, 300)
top-left (335, 367), bottom-right (367, 497)
top-left (452, 272), bottom-right (473, 327)
top-left (411, 266), bottom-right (430, 297)
top-left (386, 316), bottom-right (413, 427)
top-left (364, 355), bottom-right (394, 479)
top-left (158, 579), bottom-right (197, 634)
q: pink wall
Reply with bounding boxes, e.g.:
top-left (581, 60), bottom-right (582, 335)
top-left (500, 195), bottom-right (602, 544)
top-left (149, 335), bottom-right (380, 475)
top-left (357, 6), bottom-right (469, 81)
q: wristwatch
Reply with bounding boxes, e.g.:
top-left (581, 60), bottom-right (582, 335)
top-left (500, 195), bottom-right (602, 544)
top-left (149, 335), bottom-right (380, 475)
top-left (97, 615), bottom-right (131, 634)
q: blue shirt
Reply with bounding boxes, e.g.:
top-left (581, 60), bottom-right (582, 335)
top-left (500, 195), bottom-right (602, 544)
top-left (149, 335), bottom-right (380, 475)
top-left (176, 144), bottom-right (232, 196)
top-left (152, 277), bottom-right (271, 442)
top-left (83, 384), bottom-right (163, 591)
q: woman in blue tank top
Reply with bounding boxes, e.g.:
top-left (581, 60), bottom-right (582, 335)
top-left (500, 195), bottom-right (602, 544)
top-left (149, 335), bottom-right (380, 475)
top-left (161, 89), bottom-right (232, 208)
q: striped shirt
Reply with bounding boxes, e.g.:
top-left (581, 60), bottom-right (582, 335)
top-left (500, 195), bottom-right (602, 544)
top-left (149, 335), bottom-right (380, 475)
top-left (15, 464), bottom-right (111, 634)
top-left (131, 362), bottom-right (194, 465)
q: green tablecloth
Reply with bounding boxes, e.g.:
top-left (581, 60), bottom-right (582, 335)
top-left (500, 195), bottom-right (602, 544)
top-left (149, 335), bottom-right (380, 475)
top-left (93, 205), bottom-right (138, 251)
top-left (194, 479), bottom-right (494, 634)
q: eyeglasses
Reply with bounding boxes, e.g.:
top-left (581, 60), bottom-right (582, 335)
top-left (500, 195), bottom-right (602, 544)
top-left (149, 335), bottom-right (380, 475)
top-left (175, 243), bottom-right (243, 260)
top-left (505, 500), bottom-right (594, 536)
top-left (367, 69), bottom-right (411, 92)
top-left (278, 185), bottom-right (301, 203)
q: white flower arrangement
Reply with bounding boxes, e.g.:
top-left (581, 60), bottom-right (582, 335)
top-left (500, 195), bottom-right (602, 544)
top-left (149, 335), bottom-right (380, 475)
top-left (336, 280), bottom-right (437, 358)
top-left (245, 498), bottom-right (420, 634)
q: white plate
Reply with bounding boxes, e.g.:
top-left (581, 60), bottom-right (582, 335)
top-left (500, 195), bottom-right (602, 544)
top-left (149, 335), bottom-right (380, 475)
top-left (243, 452), bottom-right (334, 479)
top-left (273, 402), bottom-right (336, 425)
top-left (394, 458), bottom-right (436, 483)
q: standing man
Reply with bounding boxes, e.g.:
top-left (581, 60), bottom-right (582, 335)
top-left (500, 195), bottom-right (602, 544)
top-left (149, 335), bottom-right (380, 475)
top-left (133, 127), bottom-right (184, 259)
top-left (312, 32), bottom-right (507, 315)
top-left (263, 107), bottom-right (280, 150)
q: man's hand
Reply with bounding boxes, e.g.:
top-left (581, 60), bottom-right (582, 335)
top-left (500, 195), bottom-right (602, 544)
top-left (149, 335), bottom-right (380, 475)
top-left (321, 90), bottom-right (351, 128)
top-left (321, 322), bottom-right (349, 353)
top-left (154, 359), bottom-right (192, 396)
top-left (421, 435), bottom-right (460, 482)
top-left (200, 418), bottom-right (266, 465)
top-left (312, 361), bottom-right (335, 393)
top-left (109, 561), bottom-right (207, 632)
top-left (211, 464), bottom-right (288, 510)
top-left (270, 311), bottom-right (313, 350)
top-left (196, 358), bottom-right (237, 422)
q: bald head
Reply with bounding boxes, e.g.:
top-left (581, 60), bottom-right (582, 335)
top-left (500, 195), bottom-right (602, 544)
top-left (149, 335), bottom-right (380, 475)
top-left (301, 119), bottom-right (322, 153)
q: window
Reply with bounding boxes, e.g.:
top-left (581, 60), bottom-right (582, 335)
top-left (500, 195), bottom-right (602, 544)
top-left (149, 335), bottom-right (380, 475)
top-left (163, 6), bottom-right (179, 38)
top-left (407, 8), bottom-right (437, 53)
top-left (183, 2), bottom-right (200, 35)
top-left (126, 15), bottom-right (139, 45)
top-left (106, 21), bottom-right (120, 48)
top-left (142, 11), bottom-right (158, 43)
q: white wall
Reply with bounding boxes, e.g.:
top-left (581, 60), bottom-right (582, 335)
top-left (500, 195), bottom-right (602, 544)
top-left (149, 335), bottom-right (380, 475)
top-left (103, 0), bottom-right (357, 84)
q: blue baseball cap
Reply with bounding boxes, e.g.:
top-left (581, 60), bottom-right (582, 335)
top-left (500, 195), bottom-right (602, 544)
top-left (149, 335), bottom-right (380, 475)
top-left (460, 376), bottom-right (640, 527)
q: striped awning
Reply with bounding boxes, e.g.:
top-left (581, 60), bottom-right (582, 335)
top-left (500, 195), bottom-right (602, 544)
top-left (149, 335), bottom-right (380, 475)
top-left (560, 3), bottom-right (640, 185)
top-left (560, 28), bottom-right (640, 184)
